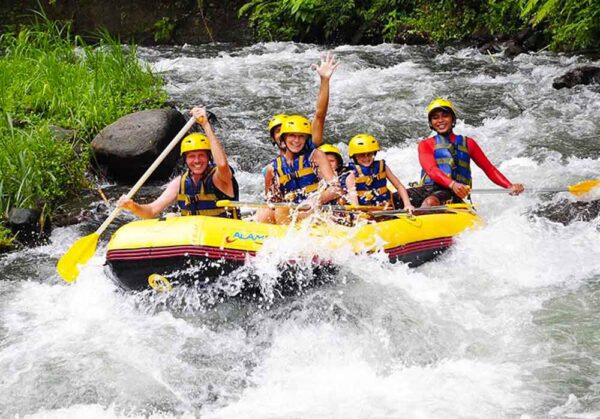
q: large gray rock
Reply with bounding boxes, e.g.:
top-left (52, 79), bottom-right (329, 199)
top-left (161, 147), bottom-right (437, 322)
top-left (553, 66), bottom-right (600, 89)
top-left (91, 108), bottom-right (187, 183)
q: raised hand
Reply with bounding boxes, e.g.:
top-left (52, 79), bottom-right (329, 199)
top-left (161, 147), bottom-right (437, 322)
top-left (311, 51), bottom-right (339, 80)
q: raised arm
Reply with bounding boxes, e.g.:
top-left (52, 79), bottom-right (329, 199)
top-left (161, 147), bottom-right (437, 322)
top-left (311, 51), bottom-right (339, 147)
top-left (190, 107), bottom-right (235, 196)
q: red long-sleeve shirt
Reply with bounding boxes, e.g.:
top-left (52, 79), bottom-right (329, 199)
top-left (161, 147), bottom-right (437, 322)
top-left (418, 133), bottom-right (513, 189)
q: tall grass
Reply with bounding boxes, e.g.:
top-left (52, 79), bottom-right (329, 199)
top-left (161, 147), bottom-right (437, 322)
top-left (0, 113), bottom-right (88, 219)
top-left (0, 21), bottom-right (167, 138)
top-left (0, 17), bottom-right (167, 244)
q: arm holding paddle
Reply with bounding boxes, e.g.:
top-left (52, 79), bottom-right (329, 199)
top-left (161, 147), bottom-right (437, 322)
top-left (117, 179), bottom-right (179, 219)
top-left (418, 137), bottom-right (524, 204)
top-left (194, 107), bottom-right (236, 197)
top-left (467, 139), bottom-right (524, 196)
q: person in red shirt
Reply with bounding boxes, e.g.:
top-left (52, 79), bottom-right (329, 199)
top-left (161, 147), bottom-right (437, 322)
top-left (411, 98), bottom-right (524, 207)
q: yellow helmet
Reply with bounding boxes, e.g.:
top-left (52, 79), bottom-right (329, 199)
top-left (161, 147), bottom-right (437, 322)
top-left (427, 98), bottom-right (456, 119)
top-left (319, 144), bottom-right (343, 169)
top-left (180, 133), bottom-right (210, 155)
top-left (318, 144), bottom-right (342, 159)
top-left (279, 115), bottom-right (312, 137)
top-left (268, 114), bottom-right (288, 137)
top-left (348, 134), bottom-right (380, 157)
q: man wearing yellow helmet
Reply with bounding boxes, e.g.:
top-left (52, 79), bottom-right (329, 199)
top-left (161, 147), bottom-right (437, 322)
top-left (347, 134), bottom-right (414, 211)
top-left (413, 98), bottom-right (524, 207)
top-left (118, 107), bottom-right (239, 219)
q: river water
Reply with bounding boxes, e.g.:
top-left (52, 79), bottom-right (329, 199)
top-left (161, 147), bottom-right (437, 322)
top-left (1, 43), bottom-right (600, 418)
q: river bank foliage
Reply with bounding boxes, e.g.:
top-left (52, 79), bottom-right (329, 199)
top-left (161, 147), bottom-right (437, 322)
top-left (0, 17), bottom-right (167, 246)
top-left (239, 0), bottom-right (600, 51)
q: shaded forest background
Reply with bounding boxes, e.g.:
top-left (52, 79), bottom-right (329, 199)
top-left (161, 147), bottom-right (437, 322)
top-left (1, 0), bottom-right (599, 51)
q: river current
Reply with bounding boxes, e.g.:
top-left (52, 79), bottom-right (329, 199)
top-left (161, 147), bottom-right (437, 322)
top-left (1, 43), bottom-right (599, 418)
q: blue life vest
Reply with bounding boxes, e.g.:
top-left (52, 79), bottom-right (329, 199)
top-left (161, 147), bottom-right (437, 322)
top-left (349, 159), bottom-right (391, 206)
top-left (272, 151), bottom-right (320, 203)
top-left (262, 138), bottom-right (315, 179)
top-left (177, 167), bottom-right (240, 218)
top-left (420, 134), bottom-right (472, 187)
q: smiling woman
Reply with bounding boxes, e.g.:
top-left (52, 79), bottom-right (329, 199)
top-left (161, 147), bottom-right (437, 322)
top-left (266, 115), bottom-right (340, 224)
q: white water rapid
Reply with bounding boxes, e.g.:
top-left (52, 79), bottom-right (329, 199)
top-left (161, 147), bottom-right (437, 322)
top-left (1, 42), bottom-right (599, 418)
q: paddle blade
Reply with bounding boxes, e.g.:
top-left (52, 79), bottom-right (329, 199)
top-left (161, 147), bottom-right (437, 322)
top-left (568, 180), bottom-right (600, 197)
top-left (56, 233), bottom-right (100, 282)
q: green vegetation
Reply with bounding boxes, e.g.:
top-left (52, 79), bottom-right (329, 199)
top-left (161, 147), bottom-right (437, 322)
top-left (0, 16), bottom-right (167, 248)
top-left (239, 0), bottom-right (600, 51)
top-left (523, 0), bottom-right (600, 50)
top-left (154, 17), bottom-right (176, 43)
top-left (0, 225), bottom-right (15, 249)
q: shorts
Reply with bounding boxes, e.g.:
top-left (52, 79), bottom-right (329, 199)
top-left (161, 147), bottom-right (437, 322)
top-left (393, 184), bottom-right (462, 208)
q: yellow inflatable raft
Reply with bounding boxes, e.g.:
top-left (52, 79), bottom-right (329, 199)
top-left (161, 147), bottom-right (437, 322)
top-left (105, 204), bottom-right (482, 291)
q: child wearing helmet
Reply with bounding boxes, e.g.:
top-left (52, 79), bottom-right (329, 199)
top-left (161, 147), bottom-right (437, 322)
top-left (318, 143), bottom-right (359, 206)
top-left (117, 107), bottom-right (240, 219)
top-left (414, 98), bottom-right (524, 207)
top-left (347, 134), bottom-right (414, 211)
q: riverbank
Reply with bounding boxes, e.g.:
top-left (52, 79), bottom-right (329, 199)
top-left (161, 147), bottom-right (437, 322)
top-left (0, 18), bottom-right (167, 250)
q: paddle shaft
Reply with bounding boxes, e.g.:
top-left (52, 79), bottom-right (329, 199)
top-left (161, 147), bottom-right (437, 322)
top-left (95, 116), bottom-right (197, 236)
top-left (471, 188), bottom-right (568, 194)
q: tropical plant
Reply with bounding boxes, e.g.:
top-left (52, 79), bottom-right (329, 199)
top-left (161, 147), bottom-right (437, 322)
top-left (522, 0), bottom-right (600, 50)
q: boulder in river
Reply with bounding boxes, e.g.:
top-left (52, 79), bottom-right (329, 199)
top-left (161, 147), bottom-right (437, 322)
top-left (533, 200), bottom-right (600, 225)
top-left (553, 66), bottom-right (600, 89)
top-left (91, 108), bottom-right (187, 183)
top-left (8, 208), bottom-right (51, 246)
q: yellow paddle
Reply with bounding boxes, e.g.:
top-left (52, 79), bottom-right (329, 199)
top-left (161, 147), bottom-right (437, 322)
top-left (56, 116), bottom-right (198, 283)
top-left (471, 179), bottom-right (600, 197)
